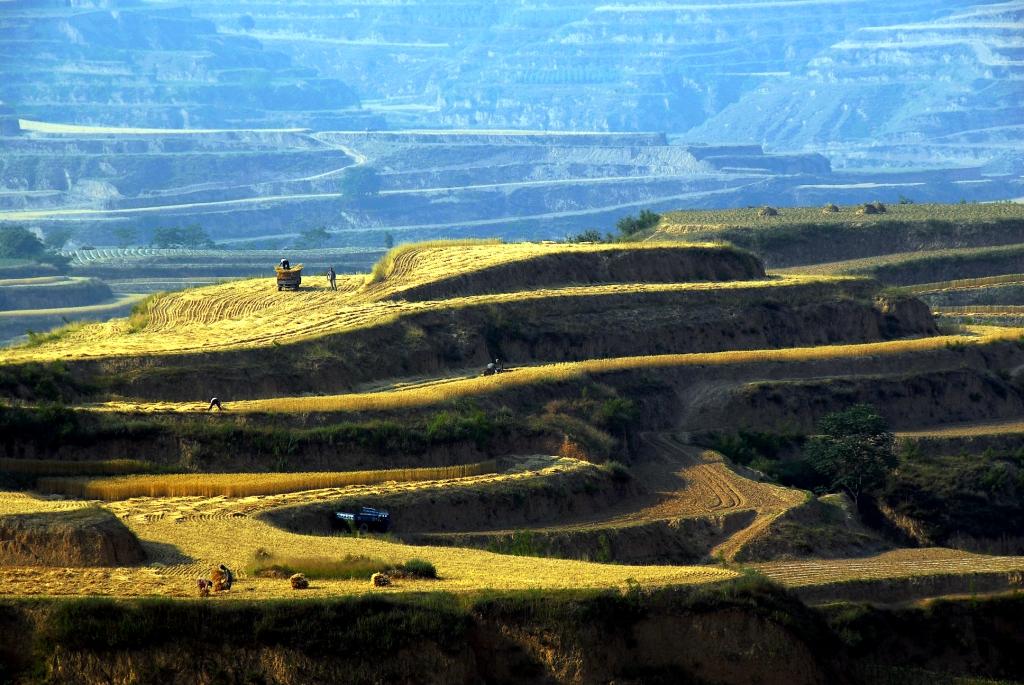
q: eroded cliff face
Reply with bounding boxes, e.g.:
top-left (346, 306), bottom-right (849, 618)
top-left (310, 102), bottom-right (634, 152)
top-left (0, 586), bottom-right (849, 685)
top-left (4, 575), bottom-right (1023, 684)
top-left (0, 508), bottom-right (145, 567)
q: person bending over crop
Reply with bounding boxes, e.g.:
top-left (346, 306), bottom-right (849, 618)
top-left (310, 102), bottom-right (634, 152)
top-left (207, 397), bottom-right (224, 411)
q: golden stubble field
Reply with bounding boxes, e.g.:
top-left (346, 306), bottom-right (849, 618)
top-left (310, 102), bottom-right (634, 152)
top-left (7, 239), bottom-right (1024, 604)
top-left (5, 466), bottom-right (1024, 601)
top-left (0, 472), bottom-right (741, 599)
top-left (1, 240), bottom-right (852, 363)
top-left (83, 325), bottom-right (1024, 416)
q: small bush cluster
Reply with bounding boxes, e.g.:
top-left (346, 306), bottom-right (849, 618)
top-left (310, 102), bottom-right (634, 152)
top-left (248, 551), bottom-right (437, 581)
top-left (615, 209), bottom-right (661, 237)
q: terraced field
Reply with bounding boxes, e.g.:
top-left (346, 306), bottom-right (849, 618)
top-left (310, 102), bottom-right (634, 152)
top-left (1, 242), bottom-right (841, 362)
top-left (3, 236), bottom-right (1024, 612)
top-left (658, 202), bottom-right (1024, 234)
top-left (75, 325), bottom-right (1020, 415)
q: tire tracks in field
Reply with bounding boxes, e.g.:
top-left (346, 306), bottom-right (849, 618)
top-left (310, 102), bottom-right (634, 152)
top-left (631, 433), bottom-right (804, 560)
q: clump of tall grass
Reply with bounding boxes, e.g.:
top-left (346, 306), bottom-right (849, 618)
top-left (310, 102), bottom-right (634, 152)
top-left (37, 460), bottom-right (498, 500)
top-left (19, 322), bottom-right (88, 348)
top-left (125, 292), bottom-right (164, 333)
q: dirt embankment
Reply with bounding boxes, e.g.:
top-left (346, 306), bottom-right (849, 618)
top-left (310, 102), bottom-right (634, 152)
top-left (52, 282), bottom-right (933, 402)
top-left (422, 510), bottom-right (757, 564)
top-left (0, 507), bottom-right (145, 566)
top-left (386, 245), bottom-right (767, 301)
top-left (6, 589), bottom-right (1023, 684)
top-left (0, 277), bottom-right (112, 311)
top-left (0, 584), bottom-right (852, 685)
top-left (261, 459), bottom-right (639, 536)
top-left (731, 495), bottom-right (891, 563)
top-left (0, 422), bottom-right (554, 474)
top-left (712, 218), bottom-right (1024, 269)
top-left (684, 367), bottom-right (1024, 433)
top-left (865, 248), bottom-right (1024, 286)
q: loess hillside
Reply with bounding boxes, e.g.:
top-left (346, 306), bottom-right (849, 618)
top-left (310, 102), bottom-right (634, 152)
top-left (4, 222), bottom-right (1024, 685)
top-left (0, 241), bottom-right (937, 404)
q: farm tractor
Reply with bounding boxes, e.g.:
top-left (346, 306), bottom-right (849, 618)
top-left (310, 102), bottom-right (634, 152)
top-left (332, 506), bottom-right (391, 534)
top-left (275, 263), bottom-right (303, 291)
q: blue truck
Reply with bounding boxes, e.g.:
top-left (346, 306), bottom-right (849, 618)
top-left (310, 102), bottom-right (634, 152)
top-left (332, 506), bottom-right (391, 534)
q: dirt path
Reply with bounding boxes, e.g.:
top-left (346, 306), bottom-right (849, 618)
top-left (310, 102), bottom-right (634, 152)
top-left (408, 434), bottom-right (803, 557)
top-left (626, 434), bottom-right (804, 559)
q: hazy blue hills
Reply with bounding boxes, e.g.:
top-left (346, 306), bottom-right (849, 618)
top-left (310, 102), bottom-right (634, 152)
top-left (0, 1), bottom-right (379, 129)
top-left (0, 0), bottom-right (1019, 252)
top-left (686, 0), bottom-right (1024, 174)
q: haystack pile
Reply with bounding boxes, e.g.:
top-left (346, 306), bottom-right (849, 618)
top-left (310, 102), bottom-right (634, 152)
top-left (290, 573), bottom-right (309, 590)
top-left (822, 203), bottom-right (839, 214)
top-left (212, 564), bottom-right (234, 592)
top-left (758, 206), bottom-right (779, 217)
top-left (371, 572), bottom-right (391, 587)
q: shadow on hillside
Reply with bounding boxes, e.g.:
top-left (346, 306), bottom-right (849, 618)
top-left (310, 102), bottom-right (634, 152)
top-left (139, 540), bottom-right (193, 566)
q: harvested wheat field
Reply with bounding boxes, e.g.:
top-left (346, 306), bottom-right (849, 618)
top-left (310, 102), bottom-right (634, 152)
top-left (5, 238), bottom-right (1024, 622)
top-left (82, 324), bottom-right (1024, 416)
top-left (1, 254), bottom-right (830, 364)
top-left (0, 483), bottom-right (738, 598)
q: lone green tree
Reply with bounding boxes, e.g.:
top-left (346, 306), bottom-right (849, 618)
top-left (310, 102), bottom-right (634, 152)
top-left (805, 404), bottom-right (897, 507)
top-left (0, 226), bottom-right (46, 261)
top-left (0, 225), bottom-right (69, 270)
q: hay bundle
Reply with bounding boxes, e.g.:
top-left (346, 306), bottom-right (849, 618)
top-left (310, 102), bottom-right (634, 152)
top-left (289, 573), bottom-right (309, 590)
top-left (371, 572), bottom-right (391, 587)
top-left (211, 564), bottom-right (234, 592)
top-left (197, 578), bottom-right (213, 597)
top-left (757, 206), bottom-right (779, 218)
top-left (858, 202), bottom-right (886, 215)
top-left (822, 203), bottom-right (839, 214)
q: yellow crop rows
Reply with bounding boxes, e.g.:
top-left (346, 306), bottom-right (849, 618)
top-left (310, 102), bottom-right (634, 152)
top-left (933, 305), bottom-right (1024, 315)
top-left (38, 461), bottom-right (499, 500)
top-left (898, 418), bottom-right (1024, 439)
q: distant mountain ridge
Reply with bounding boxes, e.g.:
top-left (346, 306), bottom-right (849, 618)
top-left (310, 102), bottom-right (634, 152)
top-left (163, 0), bottom-right (1022, 173)
top-left (686, 0), bottom-right (1024, 173)
top-left (0, 0), bottom-right (380, 129)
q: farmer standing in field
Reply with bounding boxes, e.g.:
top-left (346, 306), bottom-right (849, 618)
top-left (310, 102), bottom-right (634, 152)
top-left (327, 265), bottom-right (337, 290)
